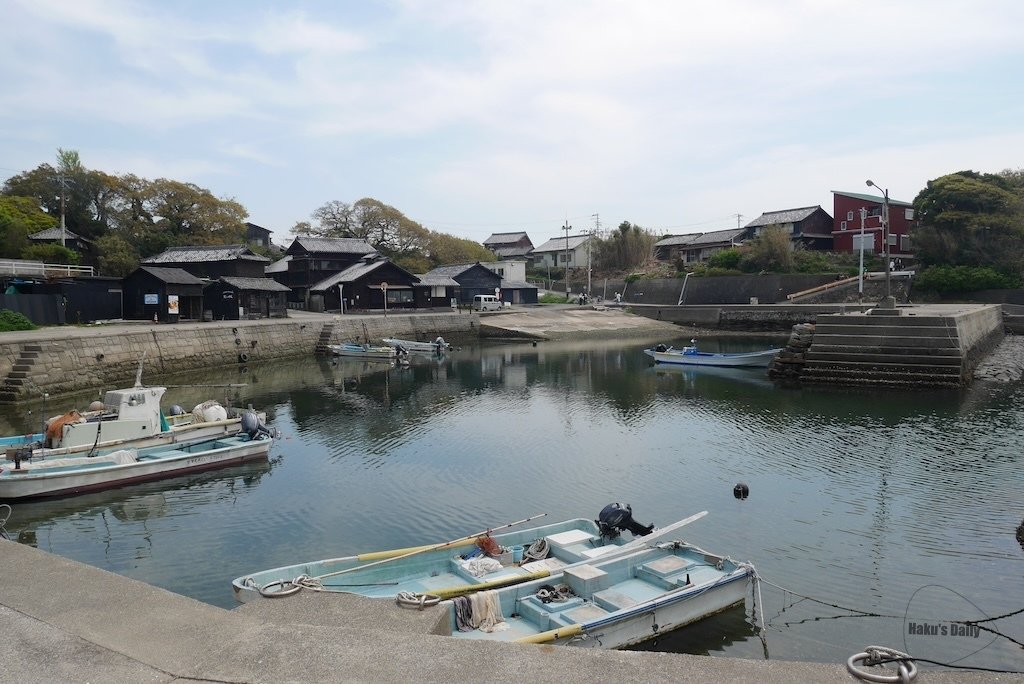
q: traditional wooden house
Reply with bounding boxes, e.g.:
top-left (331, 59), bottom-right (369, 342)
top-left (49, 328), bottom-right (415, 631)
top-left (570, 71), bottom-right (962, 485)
top-left (204, 276), bottom-right (291, 320)
top-left (482, 232), bottom-right (534, 261)
top-left (122, 266), bottom-right (204, 322)
top-left (413, 273), bottom-right (461, 309)
top-left (831, 190), bottom-right (915, 259)
top-left (27, 227), bottom-right (94, 259)
top-left (653, 228), bottom-right (747, 264)
top-left (309, 255), bottom-right (419, 312)
top-left (271, 236), bottom-right (378, 307)
top-left (420, 263), bottom-right (501, 305)
top-left (744, 206), bottom-right (834, 250)
top-left (142, 244), bottom-right (270, 279)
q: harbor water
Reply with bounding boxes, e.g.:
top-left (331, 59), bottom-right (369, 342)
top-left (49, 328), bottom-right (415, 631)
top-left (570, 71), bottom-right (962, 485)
top-left (2, 337), bottom-right (1022, 671)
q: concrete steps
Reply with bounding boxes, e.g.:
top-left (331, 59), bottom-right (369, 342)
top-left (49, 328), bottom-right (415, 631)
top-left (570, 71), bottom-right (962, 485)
top-left (797, 309), bottom-right (982, 387)
top-left (314, 323), bottom-right (335, 356)
top-left (0, 345), bottom-right (43, 402)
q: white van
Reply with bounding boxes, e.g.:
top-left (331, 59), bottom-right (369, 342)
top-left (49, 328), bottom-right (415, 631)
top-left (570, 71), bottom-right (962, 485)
top-left (473, 294), bottom-right (502, 311)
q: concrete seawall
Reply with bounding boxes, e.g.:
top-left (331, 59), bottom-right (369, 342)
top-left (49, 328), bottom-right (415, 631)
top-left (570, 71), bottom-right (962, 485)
top-left (0, 312), bottom-right (479, 402)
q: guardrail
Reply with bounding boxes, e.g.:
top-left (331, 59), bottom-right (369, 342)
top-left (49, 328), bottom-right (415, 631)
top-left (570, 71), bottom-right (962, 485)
top-left (0, 260), bottom-right (95, 277)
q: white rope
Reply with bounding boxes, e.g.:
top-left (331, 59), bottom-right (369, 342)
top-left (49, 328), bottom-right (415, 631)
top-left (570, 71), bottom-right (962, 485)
top-left (847, 646), bottom-right (918, 683)
top-left (395, 591), bottom-right (441, 610)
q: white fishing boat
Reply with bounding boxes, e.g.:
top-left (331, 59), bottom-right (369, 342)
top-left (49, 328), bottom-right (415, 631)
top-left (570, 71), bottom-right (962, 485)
top-left (327, 342), bottom-right (398, 360)
top-left (232, 504), bottom-right (676, 602)
top-left (0, 382), bottom-right (266, 461)
top-left (0, 415), bottom-right (275, 501)
top-left (643, 340), bottom-right (781, 368)
top-left (381, 336), bottom-right (452, 354)
top-left (446, 535), bottom-right (752, 650)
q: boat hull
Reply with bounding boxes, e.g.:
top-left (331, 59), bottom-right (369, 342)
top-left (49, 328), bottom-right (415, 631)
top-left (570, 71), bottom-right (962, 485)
top-left (643, 347), bottom-right (779, 368)
top-left (232, 517), bottom-right (658, 603)
top-left (328, 344), bottom-right (396, 359)
top-left (448, 542), bottom-right (752, 650)
top-left (0, 435), bottom-right (272, 501)
top-left (381, 338), bottom-right (448, 353)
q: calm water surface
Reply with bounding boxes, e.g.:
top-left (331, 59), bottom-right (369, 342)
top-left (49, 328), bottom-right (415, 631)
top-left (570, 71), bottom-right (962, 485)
top-left (3, 337), bottom-right (1023, 671)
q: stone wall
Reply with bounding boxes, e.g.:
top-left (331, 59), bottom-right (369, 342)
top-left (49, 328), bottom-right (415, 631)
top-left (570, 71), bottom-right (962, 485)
top-left (0, 313), bottom-right (478, 402)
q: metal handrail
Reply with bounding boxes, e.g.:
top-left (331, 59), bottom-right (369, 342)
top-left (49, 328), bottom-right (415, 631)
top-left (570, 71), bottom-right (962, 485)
top-left (0, 260), bottom-right (94, 277)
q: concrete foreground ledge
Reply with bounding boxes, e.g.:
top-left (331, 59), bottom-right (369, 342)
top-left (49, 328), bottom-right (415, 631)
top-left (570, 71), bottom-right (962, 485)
top-left (3, 540), bottom-right (1015, 683)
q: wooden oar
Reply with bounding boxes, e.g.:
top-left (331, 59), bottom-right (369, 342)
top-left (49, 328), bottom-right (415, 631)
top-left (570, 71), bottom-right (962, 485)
top-left (312, 513), bottom-right (548, 581)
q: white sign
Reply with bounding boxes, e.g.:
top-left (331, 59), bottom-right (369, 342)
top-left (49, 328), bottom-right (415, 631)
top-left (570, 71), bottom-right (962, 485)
top-left (852, 234), bottom-right (875, 251)
top-left (167, 295), bottom-right (179, 315)
top-left (144, 293), bottom-right (158, 305)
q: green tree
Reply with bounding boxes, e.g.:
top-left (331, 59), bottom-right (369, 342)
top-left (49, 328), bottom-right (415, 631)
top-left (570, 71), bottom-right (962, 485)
top-left (21, 243), bottom-right (80, 265)
top-left (738, 226), bottom-right (792, 273)
top-left (424, 232), bottom-right (495, 268)
top-left (594, 222), bottom-right (656, 271)
top-left (0, 196), bottom-right (56, 258)
top-left (94, 234), bottom-right (140, 277)
top-left (912, 170), bottom-right (1024, 276)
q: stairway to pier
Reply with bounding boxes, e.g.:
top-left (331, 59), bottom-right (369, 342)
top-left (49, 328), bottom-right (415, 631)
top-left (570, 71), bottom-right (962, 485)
top-left (0, 344), bottom-right (43, 402)
top-left (314, 323), bottom-right (335, 356)
top-left (801, 314), bottom-right (966, 388)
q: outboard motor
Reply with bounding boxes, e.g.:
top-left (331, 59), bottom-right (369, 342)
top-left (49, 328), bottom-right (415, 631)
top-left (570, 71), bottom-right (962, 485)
top-left (240, 411), bottom-right (277, 440)
top-left (596, 503), bottom-right (654, 538)
top-left (654, 344), bottom-right (668, 352)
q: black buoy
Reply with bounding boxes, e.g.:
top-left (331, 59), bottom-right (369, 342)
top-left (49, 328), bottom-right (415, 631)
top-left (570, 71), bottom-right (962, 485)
top-left (733, 483), bottom-right (750, 500)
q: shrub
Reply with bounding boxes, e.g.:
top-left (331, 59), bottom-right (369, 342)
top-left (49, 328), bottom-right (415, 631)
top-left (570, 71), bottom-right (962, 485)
top-left (792, 250), bottom-right (831, 274)
top-left (913, 265), bottom-right (1018, 293)
top-left (539, 293), bottom-right (570, 304)
top-left (707, 248), bottom-right (741, 270)
top-left (0, 309), bottom-right (36, 331)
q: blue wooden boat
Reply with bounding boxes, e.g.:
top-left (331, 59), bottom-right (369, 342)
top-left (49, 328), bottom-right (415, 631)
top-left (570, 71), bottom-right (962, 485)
top-left (232, 504), bottom-right (686, 602)
top-left (445, 536), bottom-right (752, 650)
top-left (644, 340), bottom-right (781, 368)
top-left (328, 342), bottom-right (398, 360)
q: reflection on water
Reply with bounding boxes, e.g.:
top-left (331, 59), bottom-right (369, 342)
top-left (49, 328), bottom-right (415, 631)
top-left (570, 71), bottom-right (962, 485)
top-left (2, 336), bottom-right (1023, 671)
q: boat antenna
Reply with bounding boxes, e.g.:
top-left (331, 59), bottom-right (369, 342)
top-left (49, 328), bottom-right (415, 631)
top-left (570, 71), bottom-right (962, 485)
top-left (134, 351), bottom-right (147, 388)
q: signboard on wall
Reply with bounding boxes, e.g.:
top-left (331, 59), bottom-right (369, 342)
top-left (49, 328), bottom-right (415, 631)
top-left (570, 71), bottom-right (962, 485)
top-left (167, 295), bottom-right (179, 315)
top-left (144, 294), bottom-right (158, 305)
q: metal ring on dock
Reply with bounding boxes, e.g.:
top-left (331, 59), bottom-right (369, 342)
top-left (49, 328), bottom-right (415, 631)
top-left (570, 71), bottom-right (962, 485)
top-left (846, 646), bottom-right (917, 683)
top-left (257, 579), bottom-right (304, 598)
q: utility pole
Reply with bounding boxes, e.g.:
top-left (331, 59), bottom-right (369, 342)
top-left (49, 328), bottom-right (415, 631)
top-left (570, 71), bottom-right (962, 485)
top-left (858, 207), bottom-right (867, 303)
top-left (589, 214), bottom-right (600, 296)
top-left (58, 172), bottom-right (68, 248)
top-left (735, 213), bottom-right (743, 230)
top-left (563, 220), bottom-right (571, 295)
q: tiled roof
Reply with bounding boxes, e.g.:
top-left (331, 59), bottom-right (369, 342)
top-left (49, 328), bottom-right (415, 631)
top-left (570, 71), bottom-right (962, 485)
top-left (655, 228), bottom-right (747, 248)
top-left (136, 266), bottom-right (205, 285)
top-left (422, 263), bottom-right (477, 278)
top-left (745, 207), bottom-right (823, 228)
top-left (483, 232), bottom-right (529, 245)
top-left (414, 273), bottom-right (460, 287)
top-left (265, 255), bottom-right (291, 273)
top-left (532, 234), bottom-right (592, 253)
top-left (28, 227), bottom-right (88, 241)
top-left (310, 259), bottom-right (419, 292)
top-left (143, 244), bottom-right (270, 264)
top-left (218, 276), bottom-right (291, 292)
top-left (831, 190), bottom-right (913, 207)
top-left (500, 280), bottom-right (538, 289)
top-left (290, 236), bottom-right (377, 255)
top-left (492, 245), bottom-right (533, 258)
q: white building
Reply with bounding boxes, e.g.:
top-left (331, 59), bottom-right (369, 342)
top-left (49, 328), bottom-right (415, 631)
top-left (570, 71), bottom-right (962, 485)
top-left (481, 260), bottom-right (526, 282)
top-left (530, 234), bottom-right (594, 270)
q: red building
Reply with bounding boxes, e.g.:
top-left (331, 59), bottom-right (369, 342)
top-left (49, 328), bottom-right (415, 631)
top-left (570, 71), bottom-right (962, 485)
top-left (831, 190), bottom-right (915, 259)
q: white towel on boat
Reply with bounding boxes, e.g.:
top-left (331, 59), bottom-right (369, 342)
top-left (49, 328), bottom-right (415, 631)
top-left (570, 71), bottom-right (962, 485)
top-left (470, 590), bottom-right (509, 633)
top-left (460, 557), bottom-right (502, 577)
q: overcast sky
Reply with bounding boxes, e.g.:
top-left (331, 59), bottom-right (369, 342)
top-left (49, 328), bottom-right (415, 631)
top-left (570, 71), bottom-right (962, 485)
top-left (2, 0), bottom-right (1022, 248)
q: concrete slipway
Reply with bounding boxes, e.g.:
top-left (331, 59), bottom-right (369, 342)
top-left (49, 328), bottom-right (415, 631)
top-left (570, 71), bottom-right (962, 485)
top-left (2, 540), bottom-right (1016, 683)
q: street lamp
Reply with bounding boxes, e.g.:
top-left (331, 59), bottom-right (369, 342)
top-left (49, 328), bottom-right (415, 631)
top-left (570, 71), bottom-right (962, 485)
top-left (865, 180), bottom-right (891, 298)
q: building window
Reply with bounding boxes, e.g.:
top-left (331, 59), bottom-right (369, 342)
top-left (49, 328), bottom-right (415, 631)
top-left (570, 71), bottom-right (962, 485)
top-left (900, 235), bottom-right (911, 251)
top-left (431, 286), bottom-right (446, 297)
top-left (904, 208), bottom-right (915, 220)
top-left (847, 211), bottom-right (854, 221)
top-left (559, 253), bottom-right (568, 263)
top-left (840, 220), bottom-right (848, 230)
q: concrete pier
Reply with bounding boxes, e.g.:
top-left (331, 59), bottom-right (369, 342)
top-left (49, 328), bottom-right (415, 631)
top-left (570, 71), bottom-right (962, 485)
top-left (2, 539), bottom-right (1009, 683)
